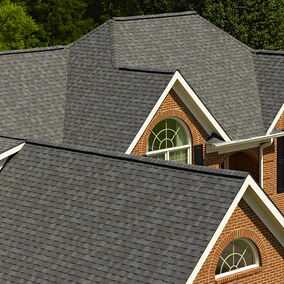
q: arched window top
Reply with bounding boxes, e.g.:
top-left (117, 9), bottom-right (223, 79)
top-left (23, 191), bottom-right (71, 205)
top-left (147, 118), bottom-right (192, 163)
top-left (215, 238), bottom-right (260, 279)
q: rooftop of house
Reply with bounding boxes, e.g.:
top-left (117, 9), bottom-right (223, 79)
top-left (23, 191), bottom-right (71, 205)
top-left (0, 11), bottom-right (283, 152)
top-left (0, 137), bottom-right (247, 283)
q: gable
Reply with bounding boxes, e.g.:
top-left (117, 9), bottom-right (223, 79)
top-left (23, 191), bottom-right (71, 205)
top-left (112, 12), bottom-right (266, 141)
top-left (186, 175), bottom-right (284, 283)
top-left (193, 198), bottom-right (284, 283)
top-left (132, 88), bottom-right (208, 156)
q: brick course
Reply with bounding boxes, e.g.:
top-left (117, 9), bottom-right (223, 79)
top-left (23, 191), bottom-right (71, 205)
top-left (132, 89), bottom-right (208, 156)
top-left (193, 199), bottom-right (284, 283)
top-left (132, 89), bottom-right (283, 203)
top-left (131, 90), bottom-right (284, 283)
top-left (270, 110), bottom-right (284, 212)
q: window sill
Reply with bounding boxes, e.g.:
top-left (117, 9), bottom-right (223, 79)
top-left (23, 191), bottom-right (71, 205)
top-left (215, 266), bottom-right (262, 283)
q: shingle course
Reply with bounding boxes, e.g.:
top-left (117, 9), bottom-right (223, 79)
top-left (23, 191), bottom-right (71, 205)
top-left (0, 11), bottom-right (283, 151)
top-left (0, 142), bottom-right (246, 283)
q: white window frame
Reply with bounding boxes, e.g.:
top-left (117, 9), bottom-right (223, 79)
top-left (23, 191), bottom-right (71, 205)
top-left (215, 238), bottom-right (260, 280)
top-left (146, 117), bottom-right (192, 164)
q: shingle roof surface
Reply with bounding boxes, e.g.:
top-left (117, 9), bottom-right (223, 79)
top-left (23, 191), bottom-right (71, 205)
top-left (63, 22), bottom-right (173, 152)
top-left (0, 137), bottom-right (23, 154)
top-left (0, 11), bottom-right (283, 150)
top-left (111, 13), bottom-right (267, 140)
top-left (0, 47), bottom-right (69, 143)
top-left (0, 142), bottom-right (246, 283)
top-left (253, 51), bottom-right (284, 131)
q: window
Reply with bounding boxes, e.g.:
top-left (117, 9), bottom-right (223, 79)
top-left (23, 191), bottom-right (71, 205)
top-left (147, 118), bottom-right (191, 163)
top-left (215, 238), bottom-right (259, 279)
top-left (277, 136), bottom-right (284, 193)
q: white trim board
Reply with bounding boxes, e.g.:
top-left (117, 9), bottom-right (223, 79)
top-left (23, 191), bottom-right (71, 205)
top-left (266, 104), bottom-right (284, 135)
top-left (125, 71), bottom-right (231, 154)
top-left (185, 175), bottom-right (284, 284)
top-left (0, 143), bottom-right (25, 161)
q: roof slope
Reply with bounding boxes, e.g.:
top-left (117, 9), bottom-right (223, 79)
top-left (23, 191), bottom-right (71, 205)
top-left (111, 12), bottom-right (266, 140)
top-left (0, 47), bottom-right (69, 143)
top-left (0, 11), bottom-right (283, 151)
top-left (63, 22), bottom-right (173, 152)
top-left (0, 141), bottom-right (246, 283)
top-left (0, 137), bottom-right (23, 154)
top-left (253, 51), bottom-right (284, 130)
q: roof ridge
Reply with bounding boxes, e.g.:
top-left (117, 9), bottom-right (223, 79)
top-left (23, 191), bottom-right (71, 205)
top-left (253, 49), bottom-right (284, 56)
top-left (118, 65), bottom-right (175, 74)
top-left (0, 45), bottom-right (65, 56)
top-left (113, 11), bottom-right (196, 21)
top-left (14, 136), bottom-right (248, 180)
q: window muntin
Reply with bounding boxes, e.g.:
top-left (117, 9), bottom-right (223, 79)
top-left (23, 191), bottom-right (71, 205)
top-left (215, 238), bottom-right (259, 279)
top-left (147, 118), bottom-right (191, 163)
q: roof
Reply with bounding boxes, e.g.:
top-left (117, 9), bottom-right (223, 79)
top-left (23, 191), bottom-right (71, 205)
top-left (0, 11), bottom-right (283, 151)
top-left (0, 136), bottom-right (23, 155)
top-left (63, 21), bottom-right (173, 152)
top-left (253, 50), bottom-right (284, 131)
top-left (0, 140), bottom-right (247, 283)
top-left (0, 46), bottom-right (68, 143)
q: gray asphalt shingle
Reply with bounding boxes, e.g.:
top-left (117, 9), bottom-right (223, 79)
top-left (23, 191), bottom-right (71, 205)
top-left (0, 141), bottom-right (247, 283)
top-left (0, 46), bottom-right (68, 143)
top-left (253, 51), bottom-right (284, 131)
top-left (0, 11), bottom-right (283, 151)
top-left (0, 137), bottom-right (23, 154)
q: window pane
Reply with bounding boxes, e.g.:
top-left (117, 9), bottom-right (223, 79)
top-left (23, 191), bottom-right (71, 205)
top-left (148, 119), bottom-right (188, 151)
top-left (149, 153), bottom-right (166, 160)
top-left (169, 149), bottom-right (188, 163)
top-left (216, 239), bottom-right (258, 276)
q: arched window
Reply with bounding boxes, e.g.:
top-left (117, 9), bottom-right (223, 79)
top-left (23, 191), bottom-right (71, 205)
top-left (215, 238), bottom-right (260, 279)
top-left (147, 118), bottom-right (191, 163)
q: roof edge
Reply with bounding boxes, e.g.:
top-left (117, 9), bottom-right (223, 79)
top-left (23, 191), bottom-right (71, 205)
top-left (186, 175), bottom-right (284, 283)
top-left (0, 45), bottom-right (65, 56)
top-left (113, 11), bottom-right (196, 21)
top-left (6, 135), bottom-right (248, 180)
top-left (254, 49), bottom-right (284, 56)
top-left (118, 65), bottom-right (175, 74)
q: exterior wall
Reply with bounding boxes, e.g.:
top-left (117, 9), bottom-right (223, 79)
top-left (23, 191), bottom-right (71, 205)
top-left (270, 110), bottom-right (284, 212)
top-left (132, 89), bottom-right (208, 159)
top-left (275, 110), bottom-right (284, 130)
top-left (132, 89), bottom-right (283, 210)
top-left (205, 148), bottom-right (259, 179)
top-left (194, 199), bottom-right (284, 283)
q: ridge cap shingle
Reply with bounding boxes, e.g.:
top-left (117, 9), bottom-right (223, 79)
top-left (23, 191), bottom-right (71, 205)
top-left (113, 11), bottom-right (196, 21)
top-left (0, 45), bottom-right (65, 56)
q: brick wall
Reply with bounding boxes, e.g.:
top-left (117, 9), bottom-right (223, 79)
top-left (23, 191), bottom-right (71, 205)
top-left (270, 110), bottom-right (284, 212)
top-left (193, 199), bottom-right (284, 283)
top-left (132, 89), bottom-right (282, 204)
top-left (132, 89), bottom-right (208, 156)
top-left (275, 110), bottom-right (284, 130)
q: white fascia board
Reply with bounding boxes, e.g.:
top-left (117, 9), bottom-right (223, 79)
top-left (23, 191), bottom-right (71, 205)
top-left (185, 175), bottom-right (284, 284)
top-left (243, 177), bottom-right (284, 247)
top-left (207, 131), bottom-right (284, 154)
top-left (125, 71), bottom-right (230, 154)
top-left (185, 176), bottom-right (250, 284)
top-left (0, 143), bottom-right (25, 161)
top-left (266, 104), bottom-right (284, 135)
